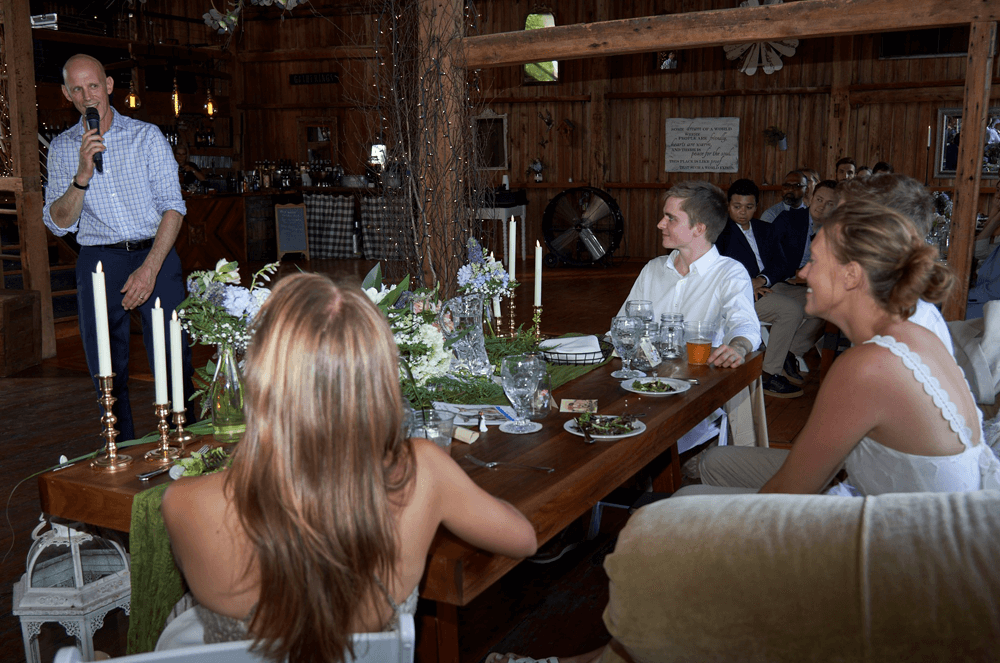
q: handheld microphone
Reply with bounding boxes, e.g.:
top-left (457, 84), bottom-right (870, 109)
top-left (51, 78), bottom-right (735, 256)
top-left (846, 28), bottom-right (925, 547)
top-left (85, 108), bottom-right (102, 173)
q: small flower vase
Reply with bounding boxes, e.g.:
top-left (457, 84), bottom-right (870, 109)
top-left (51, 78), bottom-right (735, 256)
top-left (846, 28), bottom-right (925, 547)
top-left (211, 343), bottom-right (246, 443)
top-left (534, 172), bottom-right (543, 183)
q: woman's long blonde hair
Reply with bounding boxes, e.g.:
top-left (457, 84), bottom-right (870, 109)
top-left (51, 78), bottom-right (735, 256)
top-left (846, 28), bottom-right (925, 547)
top-left (227, 273), bottom-right (413, 663)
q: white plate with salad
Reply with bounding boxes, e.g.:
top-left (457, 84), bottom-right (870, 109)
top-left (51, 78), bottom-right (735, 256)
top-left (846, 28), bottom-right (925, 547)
top-left (564, 414), bottom-right (646, 441)
top-left (621, 377), bottom-right (691, 396)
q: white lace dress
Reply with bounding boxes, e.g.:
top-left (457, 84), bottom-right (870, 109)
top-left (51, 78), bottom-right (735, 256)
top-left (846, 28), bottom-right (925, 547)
top-left (826, 335), bottom-right (1000, 496)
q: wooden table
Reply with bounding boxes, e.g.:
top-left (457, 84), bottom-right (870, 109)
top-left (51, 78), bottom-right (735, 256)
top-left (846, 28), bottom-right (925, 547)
top-left (417, 353), bottom-right (762, 663)
top-left (36, 352), bottom-right (762, 662)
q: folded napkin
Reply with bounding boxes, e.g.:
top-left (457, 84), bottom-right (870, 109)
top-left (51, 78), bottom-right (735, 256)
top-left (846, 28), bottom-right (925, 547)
top-left (539, 335), bottom-right (601, 355)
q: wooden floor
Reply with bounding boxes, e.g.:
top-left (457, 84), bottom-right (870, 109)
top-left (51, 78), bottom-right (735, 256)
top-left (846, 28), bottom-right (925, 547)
top-left (0, 256), bottom-right (815, 662)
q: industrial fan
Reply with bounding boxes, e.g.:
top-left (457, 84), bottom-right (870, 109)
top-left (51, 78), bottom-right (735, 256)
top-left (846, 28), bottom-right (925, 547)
top-left (541, 187), bottom-right (625, 267)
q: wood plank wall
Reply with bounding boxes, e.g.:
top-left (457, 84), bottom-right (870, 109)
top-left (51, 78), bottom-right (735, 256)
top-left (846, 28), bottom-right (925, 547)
top-left (31, 0), bottom-right (1000, 263)
top-left (470, 0), bottom-right (1000, 260)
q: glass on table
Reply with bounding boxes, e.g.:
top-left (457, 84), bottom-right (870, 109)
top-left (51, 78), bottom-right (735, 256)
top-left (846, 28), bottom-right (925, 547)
top-left (683, 321), bottom-right (718, 366)
top-left (632, 321), bottom-right (663, 375)
top-left (657, 313), bottom-right (684, 360)
top-left (625, 299), bottom-right (654, 324)
top-left (610, 316), bottom-right (646, 379)
top-left (500, 355), bottom-right (544, 434)
top-left (407, 409), bottom-right (456, 450)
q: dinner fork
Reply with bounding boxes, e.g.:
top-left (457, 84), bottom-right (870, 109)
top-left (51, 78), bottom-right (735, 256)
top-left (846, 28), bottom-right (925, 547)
top-left (466, 455), bottom-right (555, 473)
top-left (136, 444), bottom-right (210, 481)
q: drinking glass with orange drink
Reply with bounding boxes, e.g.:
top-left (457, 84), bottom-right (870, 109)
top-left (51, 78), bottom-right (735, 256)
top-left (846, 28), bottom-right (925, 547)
top-left (683, 321), bottom-right (717, 365)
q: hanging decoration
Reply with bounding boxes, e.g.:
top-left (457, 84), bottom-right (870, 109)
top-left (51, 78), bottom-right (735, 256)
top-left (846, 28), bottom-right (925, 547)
top-left (125, 78), bottom-right (141, 110)
top-left (172, 77), bottom-right (181, 117)
top-left (205, 84), bottom-right (216, 118)
top-left (723, 0), bottom-right (798, 75)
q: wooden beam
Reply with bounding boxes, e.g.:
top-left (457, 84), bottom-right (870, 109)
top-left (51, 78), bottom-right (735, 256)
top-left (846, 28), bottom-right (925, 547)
top-left (238, 46), bottom-right (376, 63)
top-left (461, 0), bottom-right (998, 69)
top-left (944, 20), bottom-right (997, 321)
top-left (849, 86), bottom-right (998, 105)
top-left (3, 0), bottom-right (55, 358)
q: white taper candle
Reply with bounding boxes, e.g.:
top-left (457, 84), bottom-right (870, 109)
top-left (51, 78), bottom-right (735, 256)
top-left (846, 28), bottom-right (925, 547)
top-left (92, 262), bottom-right (112, 376)
top-left (152, 298), bottom-right (168, 404)
top-left (170, 310), bottom-right (185, 413)
top-left (508, 217), bottom-right (516, 280)
top-left (534, 240), bottom-right (543, 306)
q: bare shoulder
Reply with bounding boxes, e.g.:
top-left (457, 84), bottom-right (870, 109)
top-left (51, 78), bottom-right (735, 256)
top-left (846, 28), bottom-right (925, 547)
top-left (162, 472), bottom-right (231, 538)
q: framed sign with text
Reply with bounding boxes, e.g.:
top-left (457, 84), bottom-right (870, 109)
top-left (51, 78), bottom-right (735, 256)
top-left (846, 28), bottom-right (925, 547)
top-left (664, 117), bottom-right (740, 173)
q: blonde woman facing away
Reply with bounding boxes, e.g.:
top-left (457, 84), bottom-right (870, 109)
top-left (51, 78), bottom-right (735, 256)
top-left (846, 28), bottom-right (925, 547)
top-left (678, 200), bottom-right (1000, 496)
top-left (162, 273), bottom-right (537, 663)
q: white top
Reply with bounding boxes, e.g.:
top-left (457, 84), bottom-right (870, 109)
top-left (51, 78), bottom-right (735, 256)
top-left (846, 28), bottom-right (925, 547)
top-left (828, 335), bottom-right (999, 496)
top-left (618, 246), bottom-right (761, 349)
top-left (910, 299), bottom-right (955, 356)
top-left (738, 225), bottom-right (766, 275)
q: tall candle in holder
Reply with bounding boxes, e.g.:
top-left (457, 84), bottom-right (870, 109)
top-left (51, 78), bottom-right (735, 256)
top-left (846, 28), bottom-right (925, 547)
top-left (170, 310), bottom-right (185, 412)
top-left (508, 217), bottom-right (516, 280)
top-left (152, 298), bottom-right (168, 404)
top-left (92, 262), bottom-right (112, 376)
top-left (534, 240), bottom-right (543, 307)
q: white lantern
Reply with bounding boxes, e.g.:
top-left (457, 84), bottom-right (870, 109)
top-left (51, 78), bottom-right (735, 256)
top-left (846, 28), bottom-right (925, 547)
top-left (12, 517), bottom-right (131, 663)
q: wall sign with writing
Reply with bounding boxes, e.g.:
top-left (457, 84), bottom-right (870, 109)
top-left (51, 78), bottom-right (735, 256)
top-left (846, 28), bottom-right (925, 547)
top-left (664, 117), bottom-right (740, 173)
top-left (289, 72), bottom-right (339, 86)
top-left (275, 203), bottom-right (310, 260)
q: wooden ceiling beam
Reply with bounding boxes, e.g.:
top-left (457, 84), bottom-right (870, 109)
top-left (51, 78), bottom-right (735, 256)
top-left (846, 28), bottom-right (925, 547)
top-left (461, 0), bottom-right (998, 69)
top-left (238, 46), bottom-right (376, 63)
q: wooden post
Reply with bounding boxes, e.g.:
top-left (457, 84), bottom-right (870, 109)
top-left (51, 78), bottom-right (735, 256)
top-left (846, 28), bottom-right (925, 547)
top-left (825, 36), bottom-right (852, 180)
top-left (2, 0), bottom-right (55, 358)
top-left (588, 2), bottom-right (609, 192)
top-left (944, 21), bottom-right (996, 321)
top-left (417, 0), bottom-right (467, 292)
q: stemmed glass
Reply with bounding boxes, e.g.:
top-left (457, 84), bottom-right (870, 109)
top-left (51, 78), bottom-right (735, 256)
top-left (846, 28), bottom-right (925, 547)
top-left (610, 316), bottom-right (646, 379)
top-left (500, 355), bottom-right (544, 434)
top-left (625, 300), bottom-right (654, 325)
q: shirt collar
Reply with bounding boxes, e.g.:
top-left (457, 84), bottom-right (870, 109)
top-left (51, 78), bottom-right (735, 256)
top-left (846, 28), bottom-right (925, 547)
top-left (666, 245), bottom-right (720, 276)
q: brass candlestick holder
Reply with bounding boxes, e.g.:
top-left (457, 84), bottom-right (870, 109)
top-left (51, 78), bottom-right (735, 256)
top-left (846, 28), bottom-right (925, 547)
top-left (507, 295), bottom-right (517, 338)
top-left (169, 410), bottom-right (202, 448)
top-left (532, 305), bottom-right (543, 340)
top-left (145, 402), bottom-right (181, 463)
top-left (91, 374), bottom-right (133, 471)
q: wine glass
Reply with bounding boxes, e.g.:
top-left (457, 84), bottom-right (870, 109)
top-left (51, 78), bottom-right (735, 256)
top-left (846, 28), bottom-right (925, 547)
top-left (610, 316), bottom-right (646, 379)
top-left (500, 355), bottom-right (544, 434)
top-left (625, 299), bottom-right (654, 324)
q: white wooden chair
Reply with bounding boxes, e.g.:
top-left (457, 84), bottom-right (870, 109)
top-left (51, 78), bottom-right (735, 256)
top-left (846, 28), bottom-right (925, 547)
top-left (52, 613), bottom-right (416, 663)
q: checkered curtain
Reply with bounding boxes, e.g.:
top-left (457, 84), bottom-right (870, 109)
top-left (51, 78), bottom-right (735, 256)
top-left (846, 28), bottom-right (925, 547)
top-left (304, 194), bottom-right (355, 258)
top-left (360, 197), bottom-right (416, 261)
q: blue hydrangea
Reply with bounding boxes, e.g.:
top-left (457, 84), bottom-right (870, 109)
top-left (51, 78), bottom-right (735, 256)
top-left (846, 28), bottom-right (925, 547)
top-left (204, 282), bottom-right (226, 306)
top-left (467, 238), bottom-right (484, 265)
top-left (222, 286), bottom-right (253, 319)
top-left (457, 264), bottom-right (473, 287)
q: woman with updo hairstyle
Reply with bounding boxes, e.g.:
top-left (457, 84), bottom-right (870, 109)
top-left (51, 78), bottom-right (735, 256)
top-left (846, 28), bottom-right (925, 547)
top-left (676, 200), bottom-right (1000, 497)
top-left (162, 273), bottom-right (537, 663)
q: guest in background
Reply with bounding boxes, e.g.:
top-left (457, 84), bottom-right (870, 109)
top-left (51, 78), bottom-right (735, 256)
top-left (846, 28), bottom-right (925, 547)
top-left (872, 161), bottom-right (894, 174)
top-left (716, 179), bottom-right (804, 398)
top-left (798, 166), bottom-right (820, 206)
top-left (174, 144), bottom-right (206, 187)
top-left (678, 201), bottom-right (998, 496)
top-left (835, 156), bottom-right (857, 181)
top-left (760, 169), bottom-right (809, 223)
top-left (856, 165), bottom-right (873, 179)
top-left (617, 180), bottom-right (759, 367)
top-left (163, 274), bottom-right (538, 662)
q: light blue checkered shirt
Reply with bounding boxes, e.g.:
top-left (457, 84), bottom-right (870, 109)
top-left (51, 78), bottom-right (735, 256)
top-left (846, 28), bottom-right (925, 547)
top-left (42, 109), bottom-right (186, 246)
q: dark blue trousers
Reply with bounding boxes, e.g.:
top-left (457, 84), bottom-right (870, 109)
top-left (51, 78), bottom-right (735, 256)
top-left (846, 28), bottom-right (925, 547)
top-left (76, 246), bottom-right (195, 441)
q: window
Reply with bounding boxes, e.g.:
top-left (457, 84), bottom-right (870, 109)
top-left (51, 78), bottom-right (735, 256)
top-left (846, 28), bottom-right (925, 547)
top-left (879, 27), bottom-right (971, 59)
top-left (524, 12), bottom-right (558, 84)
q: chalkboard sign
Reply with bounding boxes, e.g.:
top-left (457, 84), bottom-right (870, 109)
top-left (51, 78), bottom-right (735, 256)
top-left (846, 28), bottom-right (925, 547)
top-left (664, 117), bottom-right (740, 173)
top-left (275, 203), bottom-right (310, 260)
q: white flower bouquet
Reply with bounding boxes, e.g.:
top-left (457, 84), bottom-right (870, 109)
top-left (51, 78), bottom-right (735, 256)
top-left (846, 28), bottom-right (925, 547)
top-left (177, 258), bottom-right (280, 352)
top-left (362, 265), bottom-right (452, 389)
top-left (457, 238), bottom-right (517, 303)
